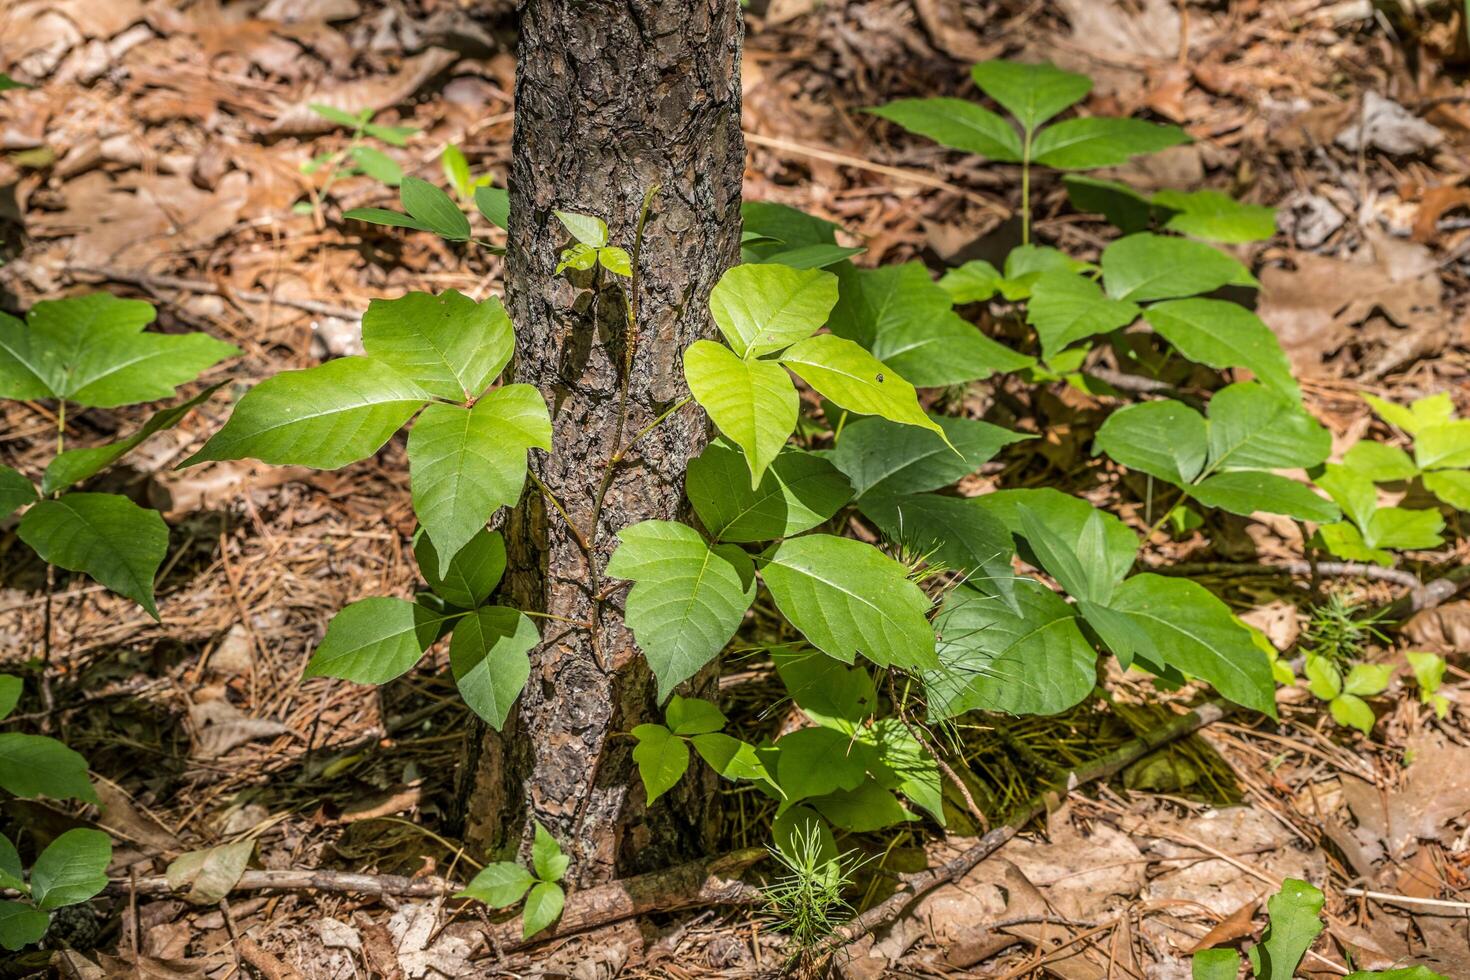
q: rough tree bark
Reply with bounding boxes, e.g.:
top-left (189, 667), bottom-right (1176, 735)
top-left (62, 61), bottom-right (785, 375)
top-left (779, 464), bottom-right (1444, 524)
top-left (458, 0), bottom-right (744, 884)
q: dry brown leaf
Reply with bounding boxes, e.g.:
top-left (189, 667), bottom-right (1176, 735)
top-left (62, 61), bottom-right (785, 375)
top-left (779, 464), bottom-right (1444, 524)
top-left (1189, 898), bottom-right (1258, 952)
top-left (166, 839), bottom-right (255, 904)
top-left (911, 0), bottom-right (995, 63)
top-left (268, 47), bottom-right (458, 135)
top-left (1402, 600), bottom-right (1470, 653)
top-left (1412, 185), bottom-right (1470, 243)
top-left (189, 699), bottom-right (290, 758)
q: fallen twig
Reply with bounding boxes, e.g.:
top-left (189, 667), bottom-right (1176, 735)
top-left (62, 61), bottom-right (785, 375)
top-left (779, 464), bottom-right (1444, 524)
top-left (1149, 560), bottom-right (1424, 592)
top-left (120, 868), bottom-right (463, 898)
top-left (818, 701), bottom-right (1230, 957)
top-left (72, 265), bottom-right (363, 321)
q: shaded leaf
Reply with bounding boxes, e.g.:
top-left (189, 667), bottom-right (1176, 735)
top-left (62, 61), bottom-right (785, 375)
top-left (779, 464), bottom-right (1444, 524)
top-left (686, 442), bottom-right (851, 544)
top-left (867, 99), bottom-right (1022, 161)
top-left (450, 607), bottom-right (536, 730)
top-left (18, 493), bottom-right (168, 618)
top-left (30, 829), bottom-right (111, 911)
top-left (304, 598), bottom-right (447, 684)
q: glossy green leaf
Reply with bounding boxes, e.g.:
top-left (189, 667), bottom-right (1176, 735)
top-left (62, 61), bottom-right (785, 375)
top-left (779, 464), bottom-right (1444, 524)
top-left (18, 493), bottom-right (168, 618)
top-left (66, 333), bottom-right (237, 410)
top-left (867, 99), bottom-right (1023, 161)
top-left (606, 521), bottom-right (756, 700)
top-left (857, 492), bottom-right (1019, 609)
top-left (1191, 948), bottom-right (1242, 980)
top-left (762, 533), bottom-right (936, 670)
top-left (1247, 879), bottom-right (1324, 980)
top-left (971, 60), bottom-right (1090, 131)
top-left (691, 733), bottom-right (774, 783)
top-left (1101, 233), bottom-right (1256, 302)
top-left (857, 717), bottom-right (943, 823)
top-left (926, 581), bottom-right (1095, 718)
top-left (597, 246), bottom-right (631, 276)
top-left (873, 312), bottom-right (1033, 385)
top-left (0, 836), bottom-right (24, 894)
top-left (1205, 383), bottom-right (1331, 472)
top-left (362, 290), bottom-right (513, 401)
top-left (0, 902), bottom-right (50, 951)
top-left (1345, 969), bottom-right (1448, 980)
top-left (1063, 175), bottom-right (1153, 234)
top-left (683, 340), bottom-right (798, 487)
top-left (632, 724), bottom-right (689, 804)
top-left (1423, 469), bottom-right (1470, 510)
top-left (1026, 270), bottom-right (1140, 360)
top-left (756, 243), bottom-right (865, 269)
top-left (1366, 392), bottom-right (1453, 436)
top-left (400, 177), bottom-right (470, 240)
top-left (1366, 506), bottom-right (1444, 551)
top-left (414, 528), bottom-right (506, 609)
top-left (408, 386), bottom-right (551, 576)
top-left (1304, 655), bottom-right (1342, 700)
top-left (1416, 420), bottom-right (1470, 470)
top-left (772, 726), bottom-right (875, 804)
top-left (1110, 574), bottom-right (1277, 716)
top-left (975, 488), bottom-right (1138, 589)
top-left (686, 442), bottom-right (851, 543)
top-left (1342, 441), bottom-right (1418, 483)
top-left (342, 207), bottom-right (437, 233)
top-left (531, 822), bottom-right (568, 883)
top-left (1342, 662), bottom-right (1392, 697)
top-left (773, 649), bottom-right (877, 731)
top-left (708, 264), bottom-right (838, 357)
top-left (781, 334), bottom-right (944, 439)
top-left (0, 676), bottom-right (20, 722)
top-left (665, 695), bottom-right (726, 736)
top-left (1143, 298), bottom-right (1297, 400)
top-left (1015, 504), bottom-right (1114, 603)
top-left (812, 782), bottom-right (911, 832)
top-left (554, 210), bottom-right (608, 248)
top-left (1032, 117), bottom-right (1189, 169)
top-left (521, 881), bottom-right (564, 938)
top-left (1314, 463), bottom-right (1377, 530)
top-left (1189, 471), bottom-right (1340, 523)
top-left (303, 597), bottom-right (446, 684)
top-left (42, 383), bottom-right (224, 495)
top-left (450, 607), bottom-right (536, 731)
top-left (1095, 400), bottom-right (1208, 485)
top-left (938, 260), bottom-right (1003, 304)
top-left (0, 733), bottom-right (97, 802)
top-left (1316, 522), bottom-right (1393, 565)
top-left (29, 828), bottom-right (111, 911)
top-left (1154, 189), bottom-right (1276, 243)
top-left (741, 202), bottom-right (842, 255)
top-left (0, 466), bottom-right (37, 520)
top-left (831, 413), bottom-right (1029, 499)
top-left (474, 185), bottom-right (509, 229)
top-left (456, 862), bottom-right (534, 907)
top-left (185, 356), bottom-right (430, 469)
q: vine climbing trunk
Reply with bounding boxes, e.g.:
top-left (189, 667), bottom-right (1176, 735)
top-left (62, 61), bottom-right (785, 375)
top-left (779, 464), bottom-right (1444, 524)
top-left (459, 0), bottom-right (744, 884)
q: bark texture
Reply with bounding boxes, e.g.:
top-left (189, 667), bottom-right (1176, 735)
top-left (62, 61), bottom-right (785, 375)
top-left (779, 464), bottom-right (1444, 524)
top-left (460, 0), bottom-right (744, 884)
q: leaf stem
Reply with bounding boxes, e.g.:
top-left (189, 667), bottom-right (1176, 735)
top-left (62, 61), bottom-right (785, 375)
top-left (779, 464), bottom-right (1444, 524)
top-left (521, 609), bottom-right (593, 627)
top-left (526, 471), bottom-right (590, 554)
top-left (1020, 129), bottom-right (1033, 247)
top-left (612, 395), bottom-right (693, 465)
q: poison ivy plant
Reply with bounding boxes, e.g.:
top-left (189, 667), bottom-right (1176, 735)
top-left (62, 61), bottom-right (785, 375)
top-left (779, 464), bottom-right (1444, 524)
top-left (1304, 656), bottom-right (1392, 734)
top-left (0, 678), bottom-right (112, 952)
top-left (188, 288), bottom-right (549, 729)
top-left (869, 59), bottom-right (1188, 241)
top-left (295, 104), bottom-right (418, 216)
top-left (1407, 651), bottom-right (1449, 718)
top-left (1339, 392), bottom-right (1470, 512)
top-left (346, 174), bottom-right (506, 249)
top-left (456, 821), bottom-right (568, 939)
top-left (1314, 462), bottom-right (1444, 566)
top-left (1066, 176), bottom-right (1277, 243)
top-left (1, 292), bottom-right (236, 618)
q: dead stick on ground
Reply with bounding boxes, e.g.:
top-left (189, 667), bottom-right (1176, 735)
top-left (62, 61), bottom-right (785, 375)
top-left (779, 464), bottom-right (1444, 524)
top-left (72, 265), bottom-right (363, 321)
top-left (818, 700), bottom-right (1230, 958)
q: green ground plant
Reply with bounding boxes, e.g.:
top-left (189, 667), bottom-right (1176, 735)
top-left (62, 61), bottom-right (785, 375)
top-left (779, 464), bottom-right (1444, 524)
top-left (295, 104), bottom-right (418, 216)
top-left (456, 822), bottom-right (568, 939)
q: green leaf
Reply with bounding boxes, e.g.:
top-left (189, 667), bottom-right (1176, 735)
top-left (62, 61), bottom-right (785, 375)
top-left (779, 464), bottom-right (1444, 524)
top-left (0, 311), bottom-right (63, 399)
top-left (351, 146), bottom-right (403, 185)
top-left (606, 521), bottom-right (757, 700)
top-left (450, 607), bottom-right (536, 731)
top-left (303, 597), bottom-right (445, 684)
top-left (363, 122), bottom-right (415, 146)
top-left (1003, 245), bottom-right (1093, 297)
top-left (1424, 469), bottom-right (1470, 510)
top-left (938, 260), bottom-right (1003, 304)
top-left (691, 733), bottom-right (774, 783)
top-left (1109, 574), bottom-right (1277, 716)
top-left (1342, 662), bottom-right (1392, 697)
top-left (741, 202), bottom-right (842, 255)
top-left (532, 822), bottom-right (569, 883)
top-left (1026, 270), bottom-right (1140, 360)
top-left (42, 383), bottom-right (224, 495)
top-left (0, 733), bottom-right (96, 802)
top-left (970, 60), bottom-right (1090, 131)
top-left (362, 291), bottom-right (513, 401)
top-left (771, 806), bottom-right (839, 869)
top-left (18, 493), bottom-right (168, 618)
top-left (1095, 400), bottom-right (1208, 485)
top-left (521, 881), bottom-right (564, 939)
top-left (831, 413), bottom-right (1030, 499)
top-left (0, 676), bottom-right (20, 721)
top-left (858, 718), bottom-right (944, 823)
top-left (762, 533), bottom-right (937, 670)
top-left (0, 74), bottom-right (30, 91)
top-left (1366, 392), bottom-right (1453, 436)
top-left (456, 862), bottom-right (534, 908)
top-left (1316, 522), bottom-right (1393, 566)
top-left (632, 724), bottom-right (689, 804)
top-left (0, 902), bottom-right (50, 951)
top-left (866, 99), bottom-right (1023, 161)
top-left (812, 782), bottom-right (911, 832)
top-left (1366, 506), bottom-right (1444, 551)
top-left (1415, 420), bottom-right (1470, 470)
top-left (773, 649), bottom-right (877, 730)
top-left (414, 528), bottom-right (506, 609)
top-left (29, 828), bottom-right (111, 911)
top-left (475, 185), bottom-right (509, 229)
top-left (780, 334), bottom-right (944, 440)
top-left (1101, 233), bottom-right (1256, 302)
top-left (1343, 441), bottom-right (1418, 483)
top-left (683, 340), bottom-right (798, 487)
top-left (1016, 504), bottom-right (1113, 603)
top-left (1063, 175), bottom-right (1153, 234)
top-left (1345, 969), bottom-right (1448, 980)
top-left (871, 311), bottom-right (1033, 386)
top-left (65, 334), bottom-right (237, 411)
top-left (1247, 879), bottom-right (1324, 980)
top-left (0, 835), bottom-right (25, 892)
top-left (974, 488), bottom-right (1139, 589)
top-left (1032, 117), bottom-right (1189, 169)
top-left (1407, 651), bottom-right (1446, 698)
top-left (926, 580), bottom-right (1096, 718)
top-left (772, 726), bottom-right (875, 803)
top-left (666, 695), bottom-right (726, 736)
top-left (1191, 948), bottom-right (1243, 980)
top-left (755, 243), bottom-right (865, 269)
top-left (441, 145), bottom-right (473, 198)
top-left (1315, 463), bottom-right (1377, 530)
top-left (554, 210), bottom-right (608, 248)
top-left (1205, 383), bottom-right (1332, 473)
top-left (184, 356), bottom-right (430, 469)
top-left (1153, 189), bottom-right (1276, 243)
top-left (857, 493), bottom-right (1019, 609)
top-left (408, 386), bottom-right (551, 576)
top-left (598, 246), bottom-right (631, 276)
top-left (1189, 471), bottom-right (1341, 523)
top-left (1304, 655), bottom-right (1342, 700)
top-left (709, 264), bottom-right (838, 358)
top-left (343, 207), bottom-right (437, 233)
top-left (0, 465), bottom-right (37, 520)
top-left (310, 103), bottom-right (370, 128)
top-left (686, 442), bottom-right (851, 543)
top-left (400, 177), bottom-right (470, 240)
top-left (1143, 298), bottom-right (1298, 400)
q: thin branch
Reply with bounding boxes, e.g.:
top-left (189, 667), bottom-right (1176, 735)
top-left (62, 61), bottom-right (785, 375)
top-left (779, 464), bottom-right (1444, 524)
top-left (72, 266), bottom-right (363, 321)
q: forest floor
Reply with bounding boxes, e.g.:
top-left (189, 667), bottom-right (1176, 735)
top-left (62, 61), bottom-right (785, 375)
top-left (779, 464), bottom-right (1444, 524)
top-left (2, 0), bottom-right (1470, 977)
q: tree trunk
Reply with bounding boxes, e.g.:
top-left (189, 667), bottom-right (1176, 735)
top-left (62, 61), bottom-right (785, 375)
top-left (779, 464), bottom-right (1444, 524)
top-left (459, 0), bottom-right (744, 884)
